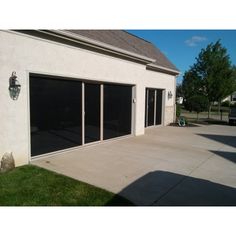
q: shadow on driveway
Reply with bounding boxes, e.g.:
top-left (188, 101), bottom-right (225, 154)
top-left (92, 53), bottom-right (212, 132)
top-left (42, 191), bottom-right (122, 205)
top-left (210, 150), bottom-right (236, 164)
top-left (196, 133), bottom-right (236, 148)
top-left (106, 171), bottom-right (236, 206)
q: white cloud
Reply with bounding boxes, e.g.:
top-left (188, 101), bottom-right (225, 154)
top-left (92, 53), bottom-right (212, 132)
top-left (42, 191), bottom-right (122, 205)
top-left (185, 36), bottom-right (207, 47)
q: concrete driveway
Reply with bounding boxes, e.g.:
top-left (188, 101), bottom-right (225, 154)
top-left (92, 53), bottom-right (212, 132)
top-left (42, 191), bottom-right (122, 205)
top-left (32, 124), bottom-right (236, 206)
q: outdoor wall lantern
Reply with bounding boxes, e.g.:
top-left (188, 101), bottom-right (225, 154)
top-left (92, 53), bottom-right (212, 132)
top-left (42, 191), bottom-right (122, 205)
top-left (9, 71), bottom-right (21, 100)
top-left (168, 91), bottom-right (173, 99)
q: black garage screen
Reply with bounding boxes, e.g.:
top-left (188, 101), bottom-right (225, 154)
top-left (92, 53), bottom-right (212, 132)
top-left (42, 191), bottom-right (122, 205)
top-left (30, 75), bottom-right (133, 157)
top-left (30, 75), bottom-right (82, 156)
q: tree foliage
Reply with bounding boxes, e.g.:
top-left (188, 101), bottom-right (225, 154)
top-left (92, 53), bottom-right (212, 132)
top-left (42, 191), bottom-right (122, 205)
top-left (182, 40), bottom-right (236, 115)
top-left (176, 104), bottom-right (181, 117)
top-left (176, 84), bottom-right (183, 97)
top-left (231, 65), bottom-right (236, 91)
top-left (185, 95), bottom-right (209, 113)
top-left (182, 67), bottom-right (203, 100)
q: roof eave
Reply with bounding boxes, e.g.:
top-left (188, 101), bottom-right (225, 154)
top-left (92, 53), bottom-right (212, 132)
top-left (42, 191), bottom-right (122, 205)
top-left (37, 30), bottom-right (156, 64)
top-left (146, 63), bottom-right (180, 76)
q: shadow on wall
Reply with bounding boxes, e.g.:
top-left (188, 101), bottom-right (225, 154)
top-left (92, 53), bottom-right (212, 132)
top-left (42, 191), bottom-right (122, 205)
top-left (196, 133), bottom-right (236, 148)
top-left (106, 171), bottom-right (236, 206)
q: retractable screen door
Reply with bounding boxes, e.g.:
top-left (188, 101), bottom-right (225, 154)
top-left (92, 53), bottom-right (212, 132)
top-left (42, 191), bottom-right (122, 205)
top-left (145, 88), bottom-right (163, 127)
top-left (103, 84), bottom-right (132, 140)
top-left (30, 75), bottom-right (82, 156)
top-left (84, 83), bottom-right (101, 144)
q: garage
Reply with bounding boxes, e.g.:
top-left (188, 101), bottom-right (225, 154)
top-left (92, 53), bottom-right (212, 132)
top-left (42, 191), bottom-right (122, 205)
top-left (0, 30), bottom-right (179, 166)
top-left (30, 74), bottom-right (133, 157)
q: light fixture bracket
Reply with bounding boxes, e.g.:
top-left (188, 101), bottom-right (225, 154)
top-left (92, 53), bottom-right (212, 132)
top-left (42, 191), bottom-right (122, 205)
top-left (168, 91), bottom-right (173, 99)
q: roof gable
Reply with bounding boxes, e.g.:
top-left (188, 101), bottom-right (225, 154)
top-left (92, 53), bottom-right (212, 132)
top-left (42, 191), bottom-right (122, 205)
top-left (67, 30), bottom-right (179, 72)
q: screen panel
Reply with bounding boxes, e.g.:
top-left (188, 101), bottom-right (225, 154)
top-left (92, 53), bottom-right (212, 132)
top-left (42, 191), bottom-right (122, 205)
top-left (85, 83), bottom-right (101, 143)
top-left (155, 89), bottom-right (163, 125)
top-left (103, 84), bottom-right (132, 140)
top-left (147, 89), bottom-right (155, 126)
top-left (30, 75), bottom-right (82, 156)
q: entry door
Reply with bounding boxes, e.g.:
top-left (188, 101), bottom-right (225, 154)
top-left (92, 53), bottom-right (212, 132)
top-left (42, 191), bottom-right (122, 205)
top-left (145, 88), bottom-right (163, 127)
top-left (84, 83), bottom-right (101, 144)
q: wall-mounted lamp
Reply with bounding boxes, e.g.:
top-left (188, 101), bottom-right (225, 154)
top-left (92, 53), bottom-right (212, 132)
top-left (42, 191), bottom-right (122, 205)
top-left (9, 71), bottom-right (21, 100)
top-left (168, 91), bottom-right (173, 99)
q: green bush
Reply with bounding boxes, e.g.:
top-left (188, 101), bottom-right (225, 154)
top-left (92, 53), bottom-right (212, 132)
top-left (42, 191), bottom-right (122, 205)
top-left (176, 104), bottom-right (181, 117)
top-left (184, 95), bottom-right (209, 113)
top-left (221, 100), bottom-right (230, 107)
top-left (230, 102), bottom-right (236, 108)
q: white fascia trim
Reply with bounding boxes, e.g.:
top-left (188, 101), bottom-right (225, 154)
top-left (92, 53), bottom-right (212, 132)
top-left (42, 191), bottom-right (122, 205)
top-left (38, 30), bottom-right (156, 64)
top-left (147, 63), bottom-right (180, 75)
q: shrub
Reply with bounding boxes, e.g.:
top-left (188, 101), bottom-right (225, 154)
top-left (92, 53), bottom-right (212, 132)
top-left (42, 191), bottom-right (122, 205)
top-left (230, 102), bottom-right (236, 108)
top-left (184, 95), bottom-right (209, 113)
top-left (221, 100), bottom-right (230, 107)
top-left (184, 95), bottom-right (209, 120)
top-left (176, 104), bottom-right (181, 118)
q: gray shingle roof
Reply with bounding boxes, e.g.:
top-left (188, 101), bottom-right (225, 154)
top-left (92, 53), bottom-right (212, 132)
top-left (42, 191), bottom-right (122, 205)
top-left (66, 30), bottom-right (178, 72)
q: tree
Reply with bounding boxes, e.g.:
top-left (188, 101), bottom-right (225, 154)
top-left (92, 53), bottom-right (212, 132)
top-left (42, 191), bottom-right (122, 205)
top-left (176, 83), bottom-right (183, 98)
top-left (231, 65), bottom-right (236, 91)
top-left (182, 40), bottom-right (234, 118)
top-left (185, 95), bottom-right (209, 120)
top-left (182, 67), bottom-right (204, 100)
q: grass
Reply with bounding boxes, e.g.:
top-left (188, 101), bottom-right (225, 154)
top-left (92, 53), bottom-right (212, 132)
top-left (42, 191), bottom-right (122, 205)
top-left (185, 117), bottom-right (228, 125)
top-left (0, 165), bottom-right (134, 206)
top-left (181, 108), bottom-right (229, 116)
top-left (177, 105), bottom-right (230, 126)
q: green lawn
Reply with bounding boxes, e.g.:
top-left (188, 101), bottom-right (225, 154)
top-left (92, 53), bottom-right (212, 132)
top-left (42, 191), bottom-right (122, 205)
top-left (0, 165), bottom-right (134, 206)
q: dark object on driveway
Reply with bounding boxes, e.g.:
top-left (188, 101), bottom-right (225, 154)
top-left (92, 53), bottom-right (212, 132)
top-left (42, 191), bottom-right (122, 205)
top-left (229, 108), bottom-right (236, 125)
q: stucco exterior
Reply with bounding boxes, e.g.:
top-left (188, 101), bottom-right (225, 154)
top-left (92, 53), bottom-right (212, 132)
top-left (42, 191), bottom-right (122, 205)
top-left (0, 30), bottom-right (177, 166)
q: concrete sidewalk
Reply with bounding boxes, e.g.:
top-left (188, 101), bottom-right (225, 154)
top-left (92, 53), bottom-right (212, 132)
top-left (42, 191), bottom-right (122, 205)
top-left (32, 124), bottom-right (236, 205)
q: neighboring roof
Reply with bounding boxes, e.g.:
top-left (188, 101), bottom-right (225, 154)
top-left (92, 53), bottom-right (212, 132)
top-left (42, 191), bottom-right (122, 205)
top-left (66, 30), bottom-right (179, 73)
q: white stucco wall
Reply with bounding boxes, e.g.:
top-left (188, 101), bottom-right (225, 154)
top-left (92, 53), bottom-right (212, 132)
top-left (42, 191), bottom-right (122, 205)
top-left (0, 31), bottom-right (176, 166)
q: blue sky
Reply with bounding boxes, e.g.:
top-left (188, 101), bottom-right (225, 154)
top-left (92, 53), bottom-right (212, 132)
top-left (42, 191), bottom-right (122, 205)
top-left (127, 30), bottom-right (236, 84)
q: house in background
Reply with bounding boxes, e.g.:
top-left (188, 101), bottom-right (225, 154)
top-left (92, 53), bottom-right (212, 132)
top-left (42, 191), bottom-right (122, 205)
top-left (176, 97), bottom-right (183, 104)
top-left (222, 91), bottom-right (236, 104)
top-left (0, 30), bottom-right (179, 166)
